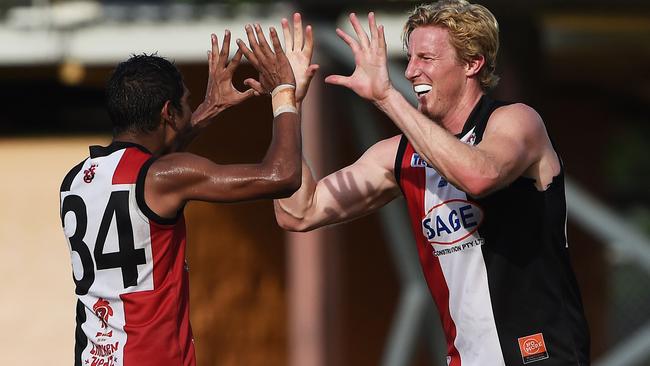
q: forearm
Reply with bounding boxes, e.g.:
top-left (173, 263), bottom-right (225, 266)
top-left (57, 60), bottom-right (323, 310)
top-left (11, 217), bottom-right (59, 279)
top-left (259, 111), bottom-right (302, 193)
top-left (274, 136), bottom-right (404, 231)
top-left (376, 89), bottom-right (498, 194)
top-left (271, 100), bottom-right (316, 229)
top-left (273, 159), bottom-right (318, 231)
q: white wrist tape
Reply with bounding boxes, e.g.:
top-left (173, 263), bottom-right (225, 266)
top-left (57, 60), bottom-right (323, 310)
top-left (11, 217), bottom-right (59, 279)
top-left (271, 84), bottom-right (295, 97)
top-left (273, 105), bottom-right (299, 117)
top-left (271, 84), bottom-right (297, 118)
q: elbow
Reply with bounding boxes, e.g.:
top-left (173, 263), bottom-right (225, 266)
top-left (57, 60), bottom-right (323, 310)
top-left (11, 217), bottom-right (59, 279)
top-left (464, 181), bottom-right (493, 197)
top-left (276, 213), bottom-right (314, 232)
top-left (458, 171), bottom-right (501, 198)
top-left (281, 171), bottom-right (302, 196)
top-left (277, 218), bottom-right (310, 232)
top-left (270, 163), bottom-right (302, 198)
top-left (274, 202), bottom-right (316, 232)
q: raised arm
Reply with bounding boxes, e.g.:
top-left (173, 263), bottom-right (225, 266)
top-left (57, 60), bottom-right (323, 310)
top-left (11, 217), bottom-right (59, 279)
top-left (274, 136), bottom-right (402, 232)
top-left (146, 24), bottom-right (302, 218)
top-left (167, 30), bottom-right (256, 153)
top-left (243, 13), bottom-right (319, 107)
top-left (326, 12), bottom-right (556, 196)
top-left (377, 95), bottom-right (555, 195)
top-left (269, 14), bottom-right (399, 232)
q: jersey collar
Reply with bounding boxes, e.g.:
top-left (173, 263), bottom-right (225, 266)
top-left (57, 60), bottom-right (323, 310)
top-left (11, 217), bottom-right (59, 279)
top-left (454, 94), bottom-right (491, 139)
top-left (89, 141), bottom-right (152, 158)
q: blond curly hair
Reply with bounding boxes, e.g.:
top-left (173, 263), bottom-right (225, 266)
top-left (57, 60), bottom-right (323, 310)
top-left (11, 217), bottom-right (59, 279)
top-left (403, 0), bottom-right (500, 90)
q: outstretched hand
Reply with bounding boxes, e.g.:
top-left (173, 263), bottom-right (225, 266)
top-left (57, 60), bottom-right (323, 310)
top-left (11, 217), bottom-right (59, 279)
top-left (191, 30), bottom-right (255, 127)
top-left (237, 24), bottom-right (295, 92)
top-left (325, 12), bottom-right (392, 102)
top-left (243, 14), bottom-right (319, 103)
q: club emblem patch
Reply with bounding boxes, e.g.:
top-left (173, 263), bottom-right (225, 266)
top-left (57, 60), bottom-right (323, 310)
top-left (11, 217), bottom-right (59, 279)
top-left (84, 164), bottom-right (98, 183)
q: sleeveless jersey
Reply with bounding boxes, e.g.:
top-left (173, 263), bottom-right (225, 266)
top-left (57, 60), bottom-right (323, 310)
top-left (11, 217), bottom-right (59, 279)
top-left (394, 95), bottom-right (590, 365)
top-left (59, 141), bottom-right (195, 366)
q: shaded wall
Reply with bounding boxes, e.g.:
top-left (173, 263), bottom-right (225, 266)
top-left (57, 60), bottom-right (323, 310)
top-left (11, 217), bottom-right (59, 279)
top-left (0, 136), bottom-right (109, 366)
top-left (182, 64), bottom-right (289, 366)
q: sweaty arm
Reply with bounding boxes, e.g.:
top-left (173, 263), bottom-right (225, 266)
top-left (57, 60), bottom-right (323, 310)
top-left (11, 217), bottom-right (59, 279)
top-left (274, 135), bottom-right (402, 232)
top-left (377, 91), bottom-right (555, 196)
top-left (146, 24), bottom-right (302, 218)
top-left (146, 110), bottom-right (300, 217)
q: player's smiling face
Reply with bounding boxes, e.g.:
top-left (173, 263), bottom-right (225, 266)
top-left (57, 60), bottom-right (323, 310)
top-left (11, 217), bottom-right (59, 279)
top-left (405, 26), bottom-right (468, 122)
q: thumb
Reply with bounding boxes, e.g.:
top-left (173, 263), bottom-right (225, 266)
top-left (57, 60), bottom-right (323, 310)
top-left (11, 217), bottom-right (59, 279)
top-left (244, 78), bottom-right (266, 95)
top-left (324, 74), bottom-right (349, 87)
top-left (239, 88), bottom-right (257, 100)
top-left (306, 64), bottom-right (320, 78)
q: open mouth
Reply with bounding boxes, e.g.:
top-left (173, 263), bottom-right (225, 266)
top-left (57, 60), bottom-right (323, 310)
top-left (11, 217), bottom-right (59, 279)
top-left (414, 84), bottom-right (432, 98)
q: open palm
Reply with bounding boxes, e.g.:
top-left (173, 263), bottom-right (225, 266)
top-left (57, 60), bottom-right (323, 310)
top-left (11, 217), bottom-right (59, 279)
top-left (324, 12), bottom-right (392, 102)
top-left (192, 30), bottom-right (255, 127)
top-left (244, 13), bottom-right (319, 104)
top-left (282, 13), bottom-right (319, 103)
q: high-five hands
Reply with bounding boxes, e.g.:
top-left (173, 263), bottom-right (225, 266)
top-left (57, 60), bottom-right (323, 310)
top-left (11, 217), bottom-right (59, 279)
top-left (242, 14), bottom-right (318, 104)
top-left (191, 30), bottom-right (256, 128)
top-left (237, 24), bottom-right (295, 92)
top-left (325, 12), bottom-right (393, 103)
top-left (281, 13), bottom-right (319, 103)
top-left (237, 24), bottom-right (299, 118)
top-left (193, 11), bottom-right (387, 125)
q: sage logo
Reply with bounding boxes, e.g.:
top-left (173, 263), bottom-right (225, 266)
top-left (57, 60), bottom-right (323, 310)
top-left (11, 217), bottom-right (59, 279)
top-left (421, 199), bottom-right (484, 244)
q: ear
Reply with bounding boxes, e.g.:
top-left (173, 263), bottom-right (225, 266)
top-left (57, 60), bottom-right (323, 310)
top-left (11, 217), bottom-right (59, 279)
top-left (465, 55), bottom-right (485, 78)
top-left (161, 100), bottom-right (180, 131)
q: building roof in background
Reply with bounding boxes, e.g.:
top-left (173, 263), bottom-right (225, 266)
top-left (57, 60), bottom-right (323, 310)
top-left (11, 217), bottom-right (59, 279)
top-left (0, 1), bottom-right (418, 65)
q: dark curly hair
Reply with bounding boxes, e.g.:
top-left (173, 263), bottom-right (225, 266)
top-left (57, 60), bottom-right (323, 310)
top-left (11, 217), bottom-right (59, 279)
top-left (106, 54), bottom-right (184, 135)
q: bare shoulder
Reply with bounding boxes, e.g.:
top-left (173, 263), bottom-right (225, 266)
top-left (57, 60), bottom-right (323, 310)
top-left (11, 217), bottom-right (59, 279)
top-left (486, 102), bottom-right (547, 141)
top-left (359, 135), bottom-right (402, 171)
top-left (146, 152), bottom-right (209, 191)
top-left (149, 152), bottom-right (211, 175)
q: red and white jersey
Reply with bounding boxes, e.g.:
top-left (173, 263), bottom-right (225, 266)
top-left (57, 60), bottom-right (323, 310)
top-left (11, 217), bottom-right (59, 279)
top-left (60, 141), bottom-right (195, 366)
top-left (394, 96), bottom-right (589, 365)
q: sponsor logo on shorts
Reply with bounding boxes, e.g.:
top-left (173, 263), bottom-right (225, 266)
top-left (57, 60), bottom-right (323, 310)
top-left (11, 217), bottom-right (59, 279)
top-left (518, 333), bottom-right (549, 364)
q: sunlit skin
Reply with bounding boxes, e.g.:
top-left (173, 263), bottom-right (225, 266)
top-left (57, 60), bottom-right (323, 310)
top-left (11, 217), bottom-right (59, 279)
top-left (242, 12), bottom-right (320, 106)
top-left (114, 24), bottom-right (302, 219)
top-left (405, 26), bottom-right (484, 134)
top-left (270, 19), bottom-right (585, 364)
top-left (274, 12), bottom-right (562, 233)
